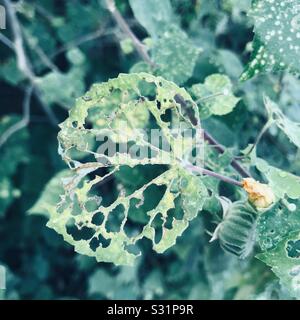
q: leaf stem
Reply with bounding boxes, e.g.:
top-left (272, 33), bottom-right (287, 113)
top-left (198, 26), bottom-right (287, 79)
top-left (203, 131), bottom-right (251, 178)
top-left (3, 0), bottom-right (59, 126)
top-left (0, 86), bottom-right (33, 149)
top-left (105, 0), bottom-right (155, 67)
top-left (185, 163), bottom-right (243, 187)
top-left (195, 91), bottom-right (224, 104)
top-left (236, 119), bottom-right (274, 159)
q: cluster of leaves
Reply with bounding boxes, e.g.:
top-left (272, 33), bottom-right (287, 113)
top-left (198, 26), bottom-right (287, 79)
top-left (1, 0), bottom-right (300, 300)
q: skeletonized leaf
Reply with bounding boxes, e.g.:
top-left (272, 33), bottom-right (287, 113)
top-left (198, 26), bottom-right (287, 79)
top-left (28, 170), bottom-right (73, 217)
top-left (46, 73), bottom-right (208, 265)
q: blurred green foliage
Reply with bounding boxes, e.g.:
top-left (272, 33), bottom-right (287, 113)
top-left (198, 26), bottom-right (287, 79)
top-left (0, 0), bottom-right (300, 300)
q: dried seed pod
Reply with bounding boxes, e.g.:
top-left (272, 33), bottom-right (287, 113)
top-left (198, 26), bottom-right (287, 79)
top-left (211, 199), bottom-right (257, 259)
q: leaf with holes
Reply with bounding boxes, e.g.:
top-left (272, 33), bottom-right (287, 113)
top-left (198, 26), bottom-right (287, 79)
top-left (257, 203), bottom-right (300, 251)
top-left (241, 0), bottom-right (300, 80)
top-left (257, 231), bottom-right (300, 299)
top-left (28, 170), bottom-right (73, 217)
top-left (190, 74), bottom-right (240, 118)
top-left (46, 73), bottom-right (208, 265)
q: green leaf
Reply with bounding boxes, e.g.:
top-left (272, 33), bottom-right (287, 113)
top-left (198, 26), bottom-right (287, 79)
top-left (128, 0), bottom-right (174, 39)
top-left (257, 231), bottom-right (300, 299)
top-left (190, 74), bottom-right (240, 118)
top-left (36, 49), bottom-right (86, 108)
top-left (37, 68), bottom-right (85, 109)
top-left (241, 0), bottom-right (300, 80)
top-left (152, 25), bottom-right (202, 85)
top-left (257, 203), bottom-right (300, 251)
top-left (120, 38), bottom-right (134, 55)
top-left (264, 96), bottom-right (300, 149)
top-left (256, 158), bottom-right (300, 200)
top-left (46, 73), bottom-right (208, 265)
top-left (28, 170), bottom-right (73, 217)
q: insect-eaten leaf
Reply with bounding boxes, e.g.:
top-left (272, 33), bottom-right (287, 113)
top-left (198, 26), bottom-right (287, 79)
top-left (257, 231), bottom-right (300, 299)
top-left (46, 73), bottom-right (208, 265)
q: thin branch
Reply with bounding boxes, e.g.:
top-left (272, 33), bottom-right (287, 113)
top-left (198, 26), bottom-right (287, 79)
top-left (0, 33), bottom-right (15, 50)
top-left (4, 0), bottom-right (35, 82)
top-left (50, 25), bottom-right (110, 59)
top-left (0, 86), bottom-right (33, 149)
top-left (195, 91), bottom-right (225, 104)
top-left (105, 0), bottom-right (155, 67)
top-left (3, 0), bottom-right (59, 126)
top-left (203, 131), bottom-right (251, 178)
top-left (174, 94), bottom-right (251, 178)
top-left (185, 163), bottom-right (243, 187)
top-left (235, 119), bottom-right (274, 160)
top-left (24, 36), bottom-right (59, 73)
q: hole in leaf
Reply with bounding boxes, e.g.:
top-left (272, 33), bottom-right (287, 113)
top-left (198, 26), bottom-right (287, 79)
top-left (89, 234), bottom-right (111, 251)
top-left (286, 240), bottom-right (300, 258)
top-left (139, 184), bottom-right (167, 212)
top-left (98, 234), bottom-right (111, 248)
top-left (71, 194), bottom-right (83, 216)
top-left (160, 108), bottom-right (172, 123)
top-left (66, 218), bottom-right (95, 241)
top-left (85, 197), bottom-right (101, 212)
top-left (91, 212), bottom-right (104, 226)
top-left (165, 199), bottom-right (184, 230)
top-left (125, 244), bottom-right (140, 255)
top-left (151, 213), bottom-right (164, 244)
top-left (105, 204), bottom-right (125, 232)
top-left (137, 80), bottom-right (156, 98)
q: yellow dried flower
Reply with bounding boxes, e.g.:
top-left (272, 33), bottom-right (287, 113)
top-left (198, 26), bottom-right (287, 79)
top-left (242, 178), bottom-right (275, 209)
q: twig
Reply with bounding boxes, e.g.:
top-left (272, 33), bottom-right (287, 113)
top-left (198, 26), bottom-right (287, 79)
top-left (0, 86), bottom-right (33, 149)
top-left (195, 91), bottom-right (225, 104)
top-left (50, 25), bottom-right (110, 59)
top-left (4, 0), bottom-right (35, 82)
top-left (235, 119), bottom-right (273, 160)
top-left (24, 37), bottom-right (59, 73)
top-left (0, 33), bottom-right (15, 50)
top-left (203, 131), bottom-right (251, 178)
top-left (185, 163), bottom-right (243, 187)
top-left (174, 94), bottom-right (251, 178)
top-left (3, 0), bottom-right (59, 126)
top-left (105, 0), bottom-right (155, 67)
